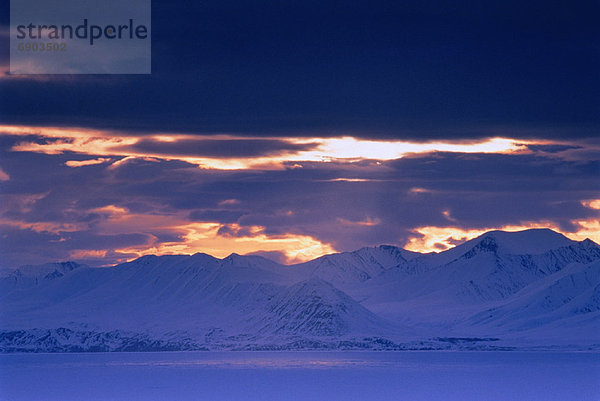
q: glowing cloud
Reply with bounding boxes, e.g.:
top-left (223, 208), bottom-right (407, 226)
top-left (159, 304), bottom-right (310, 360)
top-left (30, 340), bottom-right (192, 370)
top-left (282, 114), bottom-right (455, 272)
top-left (65, 158), bottom-right (112, 167)
top-left (582, 199), bottom-right (600, 210)
top-left (310, 137), bottom-right (525, 161)
top-left (218, 199), bottom-right (241, 206)
top-left (1, 124), bottom-right (544, 171)
top-left (0, 167), bottom-right (9, 181)
top-left (69, 249), bottom-right (108, 259)
top-left (90, 205), bottom-right (129, 215)
top-left (404, 220), bottom-right (600, 253)
top-left (337, 217), bottom-right (381, 227)
top-left (570, 218), bottom-right (600, 244)
top-left (442, 210), bottom-right (458, 223)
top-left (113, 222), bottom-right (336, 265)
top-left (0, 219), bottom-right (85, 234)
top-left (60, 204), bottom-right (336, 265)
top-left (326, 178), bottom-right (372, 182)
top-left (409, 187), bottom-right (434, 194)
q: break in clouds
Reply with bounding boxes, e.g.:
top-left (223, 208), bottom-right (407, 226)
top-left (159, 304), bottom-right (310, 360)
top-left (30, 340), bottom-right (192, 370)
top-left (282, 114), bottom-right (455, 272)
top-left (0, 127), bottom-right (598, 269)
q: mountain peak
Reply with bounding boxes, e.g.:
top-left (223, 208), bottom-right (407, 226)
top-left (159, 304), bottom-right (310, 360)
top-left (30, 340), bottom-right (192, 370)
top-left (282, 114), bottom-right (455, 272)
top-left (222, 252), bottom-right (280, 265)
top-left (581, 238), bottom-right (599, 247)
top-left (470, 228), bottom-right (575, 255)
top-left (7, 261), bottom-right (85, 278)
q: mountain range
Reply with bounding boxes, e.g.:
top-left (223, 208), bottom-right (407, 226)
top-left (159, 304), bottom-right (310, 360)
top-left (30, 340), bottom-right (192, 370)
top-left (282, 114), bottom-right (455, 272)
top-left (1, 229), bottom-right (598, 352)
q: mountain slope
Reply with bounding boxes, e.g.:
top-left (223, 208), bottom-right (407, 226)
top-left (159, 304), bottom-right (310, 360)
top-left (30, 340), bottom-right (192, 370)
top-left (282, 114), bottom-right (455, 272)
top-left (0, 261), bottom-right (85, 294)
top-left (352, 233), bottom-right (600, 320)
top-left (254, 277), bottom-right (390, 337)
top-left (1, 229), bottom-right (598, 351)
top-left (293, 245), bottom-right (418, 287)
top-left (468, 260), bottom-right (600, 330)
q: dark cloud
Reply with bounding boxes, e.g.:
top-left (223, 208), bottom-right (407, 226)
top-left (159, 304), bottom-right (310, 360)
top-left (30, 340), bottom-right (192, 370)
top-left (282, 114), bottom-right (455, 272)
top-left (1, 0), bottom-right (599, 266)
top-left (245, 250), bottom-right (288, 265)
top-left (122, 138), bottom-right (318, 158)
top-left (1, 0), bottom-right (598, 140)
top-left (0, 225), bottom-right (152, 269)
top-left (1, 145), bottom-right (599, 268)
top-left (526, 144), bottom-right (582, 153)
top-left (217, 224), bottom-right (256, 238)
top-left (189, 210), bottom-right (245, 223)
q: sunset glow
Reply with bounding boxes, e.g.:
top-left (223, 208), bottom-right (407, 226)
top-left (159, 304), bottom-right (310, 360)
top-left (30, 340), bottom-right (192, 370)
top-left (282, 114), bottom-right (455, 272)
top-left (1, 125), bottom-right (545, 171)
top-left (112, 222), bottom-right (337, 265)
top-left (404, 220), bottom-right (600, 253)
top-left (0, 126), bottom-right (597, 268)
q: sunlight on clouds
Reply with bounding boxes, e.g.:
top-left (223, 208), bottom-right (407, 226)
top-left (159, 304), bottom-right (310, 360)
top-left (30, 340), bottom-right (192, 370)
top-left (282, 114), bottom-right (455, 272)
top-left (0, 218), bottom-right (85, 234)
top-left (2, 124), bottom-right (595, 264)
top-left (114, 222), bottom-right (336, 265)
top-left (337, 217), bottom-right (380, 227)
top-left (582, 199), bottom-right (600, 210)
top-left (218, 199), bottom-right (240, 206)
top-left (0, 167), bottom-right (9, 181)
top-left (405, 220), bottom-right (600, 253)
top-left (65, 158), bottom-right (112, 167)
top-left (570, 219), bottom-right (600, 244)
top-left (3, 125), bottom-right (138, 157)
top-left (442, 210), bottom-right (458, 223)
top-left (14, 136), bottom-right (138, 156)
top-left (574, 201), bottom-right (600, 243)
top-left (69, 249), bottom-right (108, 259)
top-left (165, 136), bottom-right (528, 170)
top-left (1, 124), bottom-right (539, 171)
top-left (91, 205), bottom-right (129, 215)
top-left (325, 178), bottom-right (375, 182)
top-left (312, 137), bottom-right (525, 161)
top-left (409, 187), bottom-right (434, 194)
top-left (152, 135), bottom-right (178, 142)
top-left (79, 205), bottom-right (335, 265)
top-left (0, 125), bottom-right (124, 139)
top-left (405, 198), bottom-right (600, 253)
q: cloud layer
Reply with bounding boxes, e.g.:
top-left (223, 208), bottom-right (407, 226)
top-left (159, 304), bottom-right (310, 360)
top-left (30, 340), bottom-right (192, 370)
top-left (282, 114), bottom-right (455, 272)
top-left (1, 1), bottom-right (598, 140)
top-left (1, 1), bottom-right (598, 267)
top-left (0, 126), bottom-right (598, 268)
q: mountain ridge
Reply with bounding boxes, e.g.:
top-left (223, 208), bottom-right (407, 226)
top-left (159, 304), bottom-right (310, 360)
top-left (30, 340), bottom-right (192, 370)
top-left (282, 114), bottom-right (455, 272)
top-left (1, 229), bottom-right (598, 352)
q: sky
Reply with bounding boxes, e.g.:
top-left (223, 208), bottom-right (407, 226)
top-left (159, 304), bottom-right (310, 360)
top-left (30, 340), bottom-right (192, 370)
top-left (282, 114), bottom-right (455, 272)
top-left (0, 0), bottom-right (598, 268)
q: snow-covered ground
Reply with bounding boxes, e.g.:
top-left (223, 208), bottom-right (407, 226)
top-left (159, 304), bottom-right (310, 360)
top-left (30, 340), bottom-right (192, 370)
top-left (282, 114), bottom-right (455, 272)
top-left (0, 351), bottom-right (598, 401)
top-left (1, 229), bottom-right (599, 351)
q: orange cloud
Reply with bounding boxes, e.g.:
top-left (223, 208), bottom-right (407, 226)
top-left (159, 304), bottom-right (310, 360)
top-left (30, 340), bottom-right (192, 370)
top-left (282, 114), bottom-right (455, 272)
top-left (570, 218), bottom-right (600, 243)
top-left (404, 219), bottom-right (600, 253)
top-left (442, 210), bottom-right (458, 223)
top-left (68, 205), bottom-right (336, 264)
top-left (582, 199), bottom-right (600, 210)
top-left (113, 222), bottom-right (336, 265)
top-left (0, 218), bottom-right (85, 234)
top-left (65, 158), bottom-right (111, 167)
top-left (70, 249), bottom-right (108, 259)
top-left (409, 187), bottom-right (434, 194)
top-left (1, 124), bottom-right (547, 171)
top-left (0, 198), bottom-right (336, 265)
top-left (90, 205), bottom-right (129, 217)
top-left (327, 178), bottom-right (372, 182)
top-left (337, 217), bottom-right (380, 227)
top-left (0, 167), bottom-right (9, 181)
top-left (0, 192), bottom-right (49, 214)
top-left (218, 199), bottom-right (240, 206)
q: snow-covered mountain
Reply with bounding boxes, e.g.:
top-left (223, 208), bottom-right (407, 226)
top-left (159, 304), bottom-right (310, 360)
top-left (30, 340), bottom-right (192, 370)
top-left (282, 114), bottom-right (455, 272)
top-left (1, 229), bottom-right (598, 352)
top-left (292, 245), bottom-right (420, 286)
top-left (0, 261), bottom-right (85, 293)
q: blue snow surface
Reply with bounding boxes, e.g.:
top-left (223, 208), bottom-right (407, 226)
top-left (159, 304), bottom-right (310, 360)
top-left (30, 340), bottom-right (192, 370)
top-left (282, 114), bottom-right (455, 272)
top-left (1, 351), bottom-right (598, 401)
